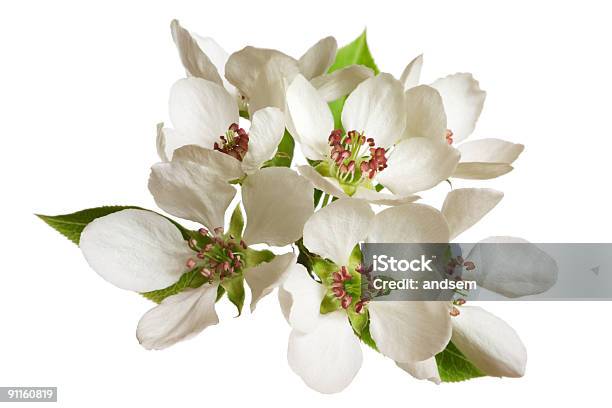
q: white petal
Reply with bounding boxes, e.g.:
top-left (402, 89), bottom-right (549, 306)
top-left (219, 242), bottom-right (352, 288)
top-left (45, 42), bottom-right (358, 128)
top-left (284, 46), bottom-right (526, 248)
top-left (431, 73), bottom-right (486, 143)
top-left (403, 85), bottom-right (447, 141)
top-left (136, 283), bottom-right (220, 350)
top-left (368, 301), bottom-right (452, 362)
top-left (342, 73), bottom-right (406, 148)
top-left (452, 306), bottom-right (526, 377)
top-left (244, 252), bottom-right (296, 312)
top-left (453, 162), bottom-right (514, 179)
top-left (169, 20), bottom-right (223, 85)
top-left (400, 54), bottom-right (423, 90)
top-left (376, 137), bottom-right (460, 196)
top-left (225, 46), bottom-right (299, 112)
top-left (464, 237), bottom-right (558, 297)
top-left (286, 75), bottom-right (333, 160)
top-left (396, 358), bottom-right (441, 384)
top-left (191, 34), bottom-right (240, 100)
top-left (169, 77), bottom-right (239, 149)
top-left (457, 138), bottom-right (524, 164)
top-left (242, 107), bottom-right (285, 173)
top-left (442, 188), bottom-right (504, 240)
top-left (279, 263), bottom-right (325, 333)
top-left (298, 36), bottom-right (337, 79)
top-left (242, 167), bottom-right (314, 246)
top-left (297, 165), bottom-right (347, 199)
top-left (80, 209), bottom-right (192, 292)
top-left (311, 65), bottom-right (374, 101)
top-left (156, 123), bottom-right (170, 162)
top-left (149, 159), bottom-right (236, 229)
top-left (352, 187), bottom-right (420, 205)
top-left (369, 203), bottom-right (450, 243)
top-left (172, 144), bottom-right (244, 181)
top-left (303, 198), bottom-right (374, 265)
top-left (288, 311), bottom-right (362, 394)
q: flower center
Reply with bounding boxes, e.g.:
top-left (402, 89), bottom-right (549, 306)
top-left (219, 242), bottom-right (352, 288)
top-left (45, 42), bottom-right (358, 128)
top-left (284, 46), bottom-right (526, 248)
top-left (184, 227), bottom-right (247, 283)
top-left (329, 264), bottom-right (369, 313)
top-left (326, 129), bottom-right (388, 186)
top-left (214, 123), bottom-right (249, 161)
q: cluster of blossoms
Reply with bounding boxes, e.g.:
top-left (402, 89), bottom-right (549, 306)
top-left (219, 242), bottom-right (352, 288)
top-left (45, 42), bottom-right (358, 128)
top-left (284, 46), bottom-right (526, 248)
top-left (41, 19), bottom-right (558, 394)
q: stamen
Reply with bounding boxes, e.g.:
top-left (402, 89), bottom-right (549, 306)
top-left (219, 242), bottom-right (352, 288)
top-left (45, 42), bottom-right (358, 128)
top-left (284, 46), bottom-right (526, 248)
top-left (326, 129), bottom-right (388, 185)
top-left (445, 129), bottom-right (454, 145)
top-left (214, 123), bottom-right (249, 161)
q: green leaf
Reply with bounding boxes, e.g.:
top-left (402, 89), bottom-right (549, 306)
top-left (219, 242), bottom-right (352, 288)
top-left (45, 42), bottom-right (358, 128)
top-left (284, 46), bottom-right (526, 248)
top-left (141, 269), bottom-right (207, 303)
top-left (220, 276), bottom-right (245, 316)
top-left (244, 247), bottom-right (275, 268)
top-left (327, 30), bottom-right (380, 129)
top-left (311, 257), bottom-right (338, 282)
top-left (328, 29), bottom-right (380, 75)
top-left (359, 322), bottom-right (379, 351)
top-left (36, 206), bottom-right (143, 245)
top-left (262, 130), bottom-right (295, 168)
top-left (320, 293), bottom-right (340, 314)
top-left (347, 309), bottom-right (368, 336)
top-left (435, 341), bottom-right (485, 382)
top-left (37, 206), bottom-right (194, 244)
top-left (228, 203), bottom-right (244, 240)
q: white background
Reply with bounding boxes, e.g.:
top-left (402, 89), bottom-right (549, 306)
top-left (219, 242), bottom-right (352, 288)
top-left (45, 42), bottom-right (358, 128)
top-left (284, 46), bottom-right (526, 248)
top-left (1, 0), bottom-right (610, 406)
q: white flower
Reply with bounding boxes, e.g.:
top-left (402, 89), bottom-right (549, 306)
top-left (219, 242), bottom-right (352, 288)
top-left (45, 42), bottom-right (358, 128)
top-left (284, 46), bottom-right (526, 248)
top-left (279, 199), bottom-right (453, 393)
top-left (286, 73), bottom-right (460, 204)
top-left (156, 76), bottom-right (285, 178)
top-left (79, 160), bottom-right (314, 349)
top-left (396, 233), bottom-right (557, 383)
top-left (171, 20), bottom-right (372, 115)
top-left (399, 54), bottom-right (524, 180)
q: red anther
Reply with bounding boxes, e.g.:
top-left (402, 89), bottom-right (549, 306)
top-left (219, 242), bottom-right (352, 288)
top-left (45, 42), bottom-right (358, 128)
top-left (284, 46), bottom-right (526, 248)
top-left (332, 287), bottom-right (346, 298)
top-left (341, 151), bottom-right (350, 160)
top-left (368, 169), bottom-right (376, 179)
top-left (455, 298), bottom-right (466, 306)
top-left (450, 306), bottom-right (461, 317)
top-left (340, 266), bottom-right (351, 281)
top-left (186, 258), bottom-right (196, 269)
top-left (233, 259), bottom-right (241, 268)
top-left (229, 123), bottom-right (239, 132)
top-left (457, 256), bottom-right (464, 264)
top-left (355, 300), bottom-right (367, 314)
top-left (339, 164), bottom-right (348, 174)
top-left (347, 161), bottom-right (355, 173)
top-left (464, 261), bottom-right (475, 270)
top-left (222, 261), bottom-right (230, 271)
top-left (445, 129), bottom-right (454, 145)
top-left (341, 295), bottom-right (352, 309)
top-left (331, 281), bottom-right (344, 289)
top-left (345, 137), bottom-right (352, 144)
top-left (360, 161), bottom-right (369, 173)
top-left (214, 227), bottom-right (224, 235)
top-left (359, 136), bottom-right (366, 145)
top-left (189, 238), bottom-right (198, 248)
top-left (331, 151), bottom-right (340, 162)
top-left (204, 243), bottom-right (213, 252)
top-left (201, 268), bottom-right (212, 278)
top-left (332, 271), bottom-right (343, 283)
top-left (198, 227), bottom-right (209, 236)
top-left (197, 252), bottom-right (205, 259)
top-left (228, 251), bottom-right (235, 260)
top-left (240, 240), bottom-right (247, 249)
